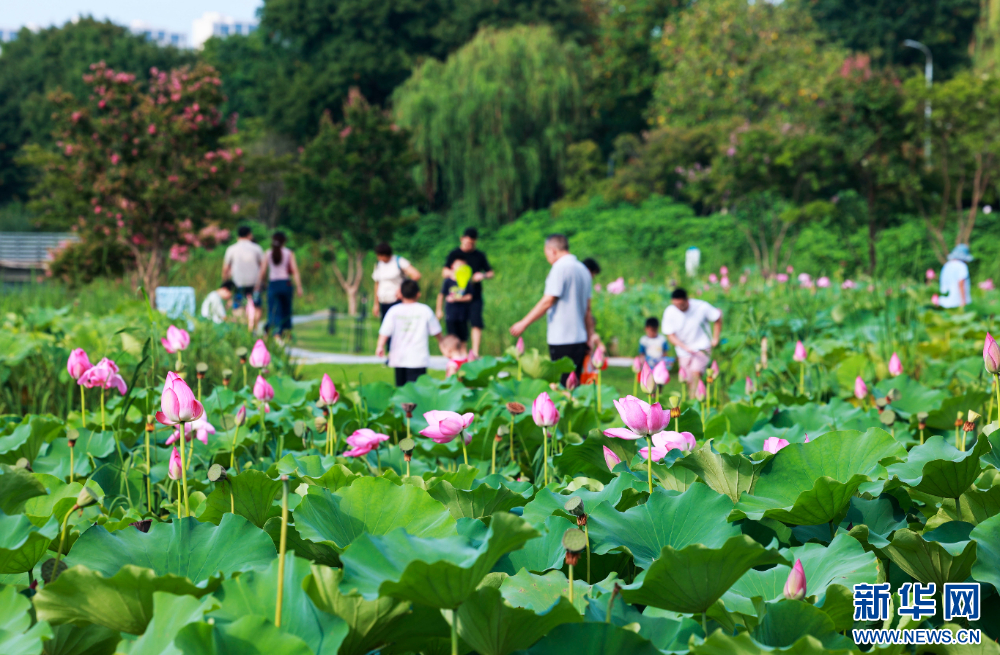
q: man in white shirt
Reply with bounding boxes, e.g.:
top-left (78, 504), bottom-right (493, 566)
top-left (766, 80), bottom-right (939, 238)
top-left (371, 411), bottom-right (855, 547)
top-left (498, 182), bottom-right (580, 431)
top-left (376, 280), bottom-right (443, 387)
top-left (938, 244), bottom-right (973, 309)
top-left (661, 288), bottom-right (723, 396)
top-left (222, 226), bottom-right (265, 317)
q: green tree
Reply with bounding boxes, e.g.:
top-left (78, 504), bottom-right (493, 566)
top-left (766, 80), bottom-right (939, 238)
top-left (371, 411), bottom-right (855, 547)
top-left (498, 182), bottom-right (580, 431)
top-left (284, 90), bottom-right (420, 314)
top-left (394, 25), bottom-right (586, 224)
top-left (20, 62), bottom-right (248, 294)
top-left (0, 18), bottom-right (193, 204)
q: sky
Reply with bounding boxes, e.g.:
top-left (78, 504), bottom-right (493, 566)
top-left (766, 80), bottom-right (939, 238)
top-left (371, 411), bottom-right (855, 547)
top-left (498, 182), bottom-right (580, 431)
top-left (3, 1), bottom-right (263, 35)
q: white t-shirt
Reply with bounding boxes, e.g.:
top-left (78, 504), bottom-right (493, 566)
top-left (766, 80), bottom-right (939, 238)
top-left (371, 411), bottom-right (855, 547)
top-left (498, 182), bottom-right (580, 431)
top-left (223, 239), bottom-right (265, 287)
top-left (661, 299), bottom-right (722, 353)
top-left (543, 254), bottom-right (592, 345)
top-left (372, 256), bottom-right (411, 304)
top-left (378, 302), bottom-right (441, 369)
top-left (939, 260), bottom-right (970, 308)
top-left (200, 290), bottom-right (227, 324)
top-left (639, 334), bottom-right (668, 359)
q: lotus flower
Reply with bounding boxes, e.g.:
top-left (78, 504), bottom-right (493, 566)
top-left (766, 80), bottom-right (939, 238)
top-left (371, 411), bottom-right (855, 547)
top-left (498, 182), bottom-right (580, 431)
top-left (926, 268), bottom-right (936, 281)
top-left (249, 339), bottom-right (270, 368)
top-left (531, 393), bottom-right (560, 428)
top-left (720, 276), bottom-right (731, 290)
top-left (678, 366), bottom-right (688, 383)
top-left (985, 333), bottom-right (1000, 374)
top-left (980, 279), bottom-right (995, 291)
top-left (793, 341), bottom-right (807, 362)
top-left (888, 353), bottom-right (903, 377)
top-left (932, 294), bottom-right (940, 306)
top-left (639, 363), bottom-right (655, 394)
top-left (776, 273), bottom-right (789, 283)
top-left (854, 376), bottom-right (868, 400)
top-left (709, 273), bottom-right (718, 284)
top-left (783, 559), bottom-right (807, 600)
top-left (710, 360), bottom-right (720, 378)
top-left (343, 428), bottom-right (390, 457)
top-left (696, 379), bottom-right (706, 401)
top-left (745, 376), bottom-right (754, 395)
top-left (253, 375), bottom-right (274, 402)
top-left (420, 410), bottom-right (475, 444)
top-left (606, 277), bottom-right (625, 294)
top-left (78, 357), bottom-right (127, 394)
top-left (632, 356), bottom-right (643, 374)
top-left (762, 437), bottom-right (789, 454)
top-left (319, 374), bottom-right (339, 404)
top-left (515, 337), bottom-right (525, 357)
top-left (640, 431), bottom-right (697, 461)
top-left (168, 446), bottom-right (183, 480)
top-left (720, 266), bottom-right (729, 276)
top-left (233, 404), bottom-right (246, 426)
top-left (816, 277), bottom-right (831, 288)
top-left (841, 279), bottom-right (856, 290)
top-left (652, 361), bottom-right (670, 385)
top-left (604, 396), bottom-right (669, 439)
top-left (592, 345), bottom-right (606, 369)
top-left (161, 325), bottom-right (190, 354)
top-left (603, 446), bottom-right (622, 471)
top-left (566, 371), bottom-right (579, 391)
top-left (156, 372), bottom-right (204, 426)
top-left (166, 415), bottom-right (216, 446)
top-left (798, 273), bottom-right (812, 287)
top-left (67, 348), bottom-right (92, 380)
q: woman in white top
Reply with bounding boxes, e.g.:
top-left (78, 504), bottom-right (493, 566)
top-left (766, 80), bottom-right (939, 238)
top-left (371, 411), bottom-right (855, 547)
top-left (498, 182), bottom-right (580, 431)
top-left (372, 241), bottom-right (421, 335)
top-left (256, 231), bottom-right (303, 336)
top-left (938, 244), bottom-right (973, 309)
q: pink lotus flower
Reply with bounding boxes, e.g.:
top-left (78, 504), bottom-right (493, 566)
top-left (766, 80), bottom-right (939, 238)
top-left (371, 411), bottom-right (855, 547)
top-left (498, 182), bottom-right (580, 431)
top-left (793, 341), bottom-right (807, 362)
top-left (319, 374), bottom-right (339, 404)
top-left (652, 360), bottom-right (670, 385)
top-left (603, 446), bottom-right (622, 471)
top-left (745, 376), bottom-right (754, 395)
top-left (720, 276), bottom-right (731, 290)
top-left (148, 123), bottom-right (157, 135)
top-left (592, 345), bottom-right (606, 369)
top-left (678, 366), bottom-right (688, 383)
top-left (566, 371), bottom-right (579, 391)
top-left (720, 266), bottom-right (729, 276)
top-left (980, 279), bottom-right (995, 291)
top-left (709, 273), bottom-right (718, 284)
top-left (784, 560), bottom-right (807, 600)
top-left (854, 376), bottom-right (868, 400)
top-left (606, 277), bottom-right (625, 294)
top-left (249, 339), bottom-right (270, 368)
top-left (515, 337), bottom-right (525, 357)
top-left (343, 428), bottom-right (390, 457)
top-left (932, 294), bottom-right (940, 306)
top-left (696, 379), bottom-right (706, 401)
top-left (926, 268), bottom-right (936, 281)
top-left (762, 437), bottom-right (789, 454)
top-left (797, 273), bottom-right (812, 287)
top-left (110, 153), bottom-right (120, 165)
top-left (531, 393), bottom-right (560, 428)
top-left (640, 431), bottom-right (697, 461)
top-left (168, 446), bottom-right (183, 480)
top-left (161, 326), bottom-right (190, 354)
top-left (841, 280), bottom-right (856, 290)
top-left (420, 410), bottom-right (475, 444)
top-left (639, 363), bottom-right (655, 394)
top-left (246, 296), bottom-right (257, 332)
top-left (156, 372), bottom-right (204, 426)
top-left (888, 353), bottom-right (903, 377)
top-left (776, 274), bottom-right (789, 283)
top-left (816, 277), bottom-right (831, 288)
top-left (710, 360), bottom-right (720, 378)
top-left (604, 396), bottom-right (669, 439)
top-left (78, 357), bottom-right (127, 394)
top-left (67, 348), bottom-right (93, 380)
top-left (739, 275), bottom-right (747, 285)
top-left (166, 416), bottom-right (215, 446)
top-left (253, 375), bottom-right (274, 402)
top-left (985, 333), bottom-right (1000, 375)
top-left (234, 404), bottom-right (246, 426)
top-left (632, 356), bottom-right (643, 374)
top-left (786, 265), bottom-right (794, 274)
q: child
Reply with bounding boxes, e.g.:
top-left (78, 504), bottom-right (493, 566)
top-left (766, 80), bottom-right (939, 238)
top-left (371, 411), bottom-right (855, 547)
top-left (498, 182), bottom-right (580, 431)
top-left (200, 280), bottom-right (236, 324)
top-left (439, 334), bottom-right (469, 377)
top-left (376, 280), bottom-right (443, 387)
top-left (639, 316), bottom-right (672, 367)
top-left (435, 258), bottom-right (474, 345)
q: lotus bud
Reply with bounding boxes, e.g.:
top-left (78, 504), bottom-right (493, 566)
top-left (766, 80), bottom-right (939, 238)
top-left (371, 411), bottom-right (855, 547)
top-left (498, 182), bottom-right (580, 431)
top-left (984, 333), bottom-right (1000, 374)
top-left (402, 402), bottom-right (417, 419)
top-left (515, 336), bottom-right (525, 357)
top-left (532, 392), bottom-right (560, 427)
top-left (76, 486), bottom-right (100, 509)
top-left (964, 410), bottom-right (981, 433)
top-left (196, 362), bottom-right (208, 379)
top-left (506, 401), bottom-right (526, 416)
top-left (888, 353), bottom-right (903, 377)
top-left (319, 374), bottom-right (339, 405)
top-left (783, 559), bottom-right (807, 600)
top-left (709, 359), bottom-right (719, 381)
top-left (639, 363), bottom-right (655, 394)
top-left (603, 446), bottom-right (622, 472)
top-left (592, 345), bottom-right (606, 369)
top-left (234, 404), bottom-right (246, 426)
top-left (562, 528), bottom-right (587, 566)
top-left (745, 376), bottom-right (754, 395)
top-left (632, 356), bottom-right (643, 374)
top-left (564, 497), bottom-right (587, 526)
top-left (249, 339), bottom-right (271, 368)
top-left (696, 379), bottom-right (706, 401)
top-left (253, 375), bottom-right (274, 402)
top-left (566, 371), bottom-right (580, 391)
top-left (652, 361), bottom-right (669, 385)
top-left (854, 376), bottom-right (867, 401)
top-left (207, 463), bottom-right (227, 482)
top-left (168, 447), bottom-right (183, 480)
top-left (793, 341), bottom-right (807, 362)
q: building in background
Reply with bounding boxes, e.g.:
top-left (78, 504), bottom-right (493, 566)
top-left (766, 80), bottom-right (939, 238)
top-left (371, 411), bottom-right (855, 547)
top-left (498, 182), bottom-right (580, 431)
top-left (130, 20), bottom-right (188, 48)
top-left (191, 12), bottom-right (258, 49)
top-left (0, 27), bottom-right (21, 44)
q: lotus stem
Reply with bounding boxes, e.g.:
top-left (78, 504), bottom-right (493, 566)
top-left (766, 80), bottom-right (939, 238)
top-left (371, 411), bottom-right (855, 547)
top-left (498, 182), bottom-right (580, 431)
top-left (632, 374), bottom-right (637, 397)
top-left (329, 416), bottom-right (339, 457)
top-left (584, 523), bottom-right (591, 584)
top-left (145, 427), bottom-right (152, 512)
top-left (461, 436), bottom-right (468, 467)
top-left (275, 476), bottom-right (289, 627)
top-left (405, 415), bottom-right (411, 441)
top-left (517, 359), bottom-right (522, 381)
top-left (568, 563), bottom-right (574, 603)
top-left (542, 426), bottom-right (549, 486)
top-left (450, 609), bottom-right (459, 655)
top-left (799, 365), bottom-right (804, 396)
top-left (596, 370), bottom-right (602, 413)
top-left (68, 441), bottom-right (74, 485)
top-left (605, 584), bottom-right (619, 623)
top-left (197, 377), bottom-right (202, 403)
top-left (80, 386), bottom-right (86, 429)
top-left (702, 611), bottom-right (708, 636)
top-left (53, 505), bottom-right (76, 574)
top-left (100, 387), bottom-right (106, 432)
top-left (243, 364), bottom-right (247, 389)
top-left (509, 417), bottom-right (516, 463)
top-left (229, 479), bottom-right (235, 515)
top-left (647, 453), bottom-right (654, 497)
top-left (230, 424), bottom-right (241, 473)
top-left (491, 438), bottom-right (497, 475)
top-left (178, 423), bottom-right (190, 517)
top-left (995, 374), bottom-right (1000, 430)
top-left (257, 401), bottom-right (267, 460)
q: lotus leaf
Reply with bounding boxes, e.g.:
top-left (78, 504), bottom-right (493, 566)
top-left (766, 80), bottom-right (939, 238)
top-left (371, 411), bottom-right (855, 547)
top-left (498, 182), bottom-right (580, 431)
top-left (391, 377), bottom-right (472, 432)
top-left (0, 463), bottom-right (47, 514)
top-left (751, 600), bottom-right (856, 650)
top-left (425, 478), bottom-right (530, 519)
top-left (520, 474), bottom-right (636, 526)
top-left (556, 436), bottom-right (637, 483)
top-left (499, 569), bottom-right (592, 614)
top-left (509, 621), bottom-right (661, 655)
top-left (199, 469), bottom-right (282, 529)
top-left (496, 514), bottom-right (576, 574)
top-left (0, 414), bottom-right (63, 465)
top-left (117, 591), bottom-right (216, 655)
top-left (844, 496), bottom-right (908, 551)
top-left (970, 513), bottom-right (1000, 592)
top-left (455, 585), bottom-right (581, 655)
top-left (44, 623), bottom-right (119, 655)
top-left (926, 485), bottom-right (1000, 530)
top-left (886, 435), bottom-right (991, 500)
top-left (674, 447), bottom-right (770, 502)
top-left (885, 523), bottom-right (978, 587)
top-left (0, 512), bottom-right (59, 574)
top-left (0, 583), bottom-right (53, 655)
top-left (32, 430), bottom-right (116, 478)
top-left (173, 615), bottom-right (313, 655)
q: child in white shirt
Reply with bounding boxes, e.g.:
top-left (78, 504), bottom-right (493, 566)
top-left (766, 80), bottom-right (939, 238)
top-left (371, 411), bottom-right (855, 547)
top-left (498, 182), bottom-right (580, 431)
top-left (376, 280), bottom-right (443, 387)
top-left (639, 316), bottom-right (671, 367)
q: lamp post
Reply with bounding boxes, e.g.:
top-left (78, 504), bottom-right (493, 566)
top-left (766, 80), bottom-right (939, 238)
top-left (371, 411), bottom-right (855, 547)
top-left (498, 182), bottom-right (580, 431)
top-left (904, 39), bottom-right (933, 169)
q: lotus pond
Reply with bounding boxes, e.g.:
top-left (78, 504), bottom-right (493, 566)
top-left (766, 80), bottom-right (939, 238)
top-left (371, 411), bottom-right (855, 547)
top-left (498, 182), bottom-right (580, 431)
top-left (3, 292), bottom-right (1000, 654)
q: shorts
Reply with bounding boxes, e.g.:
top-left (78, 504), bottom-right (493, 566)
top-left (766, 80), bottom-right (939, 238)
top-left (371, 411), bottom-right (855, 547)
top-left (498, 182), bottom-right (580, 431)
top-left (469, 299), bottom-right (484, 329)
top-left (232, 286), bottom-right (257, 309)
top-left (548, 342), bottom-right (588, 387)
top-left (445, 318), bottom-right (469, 343)
top-left (677, 350), bottom-right (710, 376)
top-left (394, 367), bottom-right (426, 387)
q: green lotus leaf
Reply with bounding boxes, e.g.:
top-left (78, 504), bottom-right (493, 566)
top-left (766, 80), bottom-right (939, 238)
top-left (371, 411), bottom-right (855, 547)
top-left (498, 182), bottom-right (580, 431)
top-left (294, 476), bottom-right (456, 553)
top-left (584, 595), bottom-right (702, 651)
top-left (0, 414), bottom-right (63, 465)
top-left (33, 565), bottom-right (209, 635)
top-left (586, 484), bottom-right (738, 568)
top-left (886, 435), bottom-right (991, 499)
top-left (555, 436), bottom-right (638, 484)
top-left (499, 569), bottom-right (592, 614)
top-left (621, 535), bottom-right (787, 614)
top-left (982, 423), bottom-right (1000, 470)
top-left (885, 524), bottom-right (978, 587)
top-left (496, 515), bottom-right (576, 574)
top-left (509, 621), bottom-right (661, 655)
top-left (674, 446), bottom-right (770, 502)
top-left (733, 428), bottom-right (905, 525)
top-left (926, 485), bottom-right (1000, 530)
top-left (23, 477), bottom-right (103, 524)
top-left (0, 583), bottom-right (53, 655)
top-left (915, 623), bottom-right (1000, 655)
top-left (339, 512), bottom-right (538, 608)
top-left (751, 600), bottom-right (856, 651)
top-left (689, 629), bottom-right (857, 655)
top-left (32, 430), bottom-right (117, 479)
top-left (274, 455), bottom-right (363, 492)
top-left (44, 623), bottom-right (119, 655)
top-left (0, 512), bottom-right (59, 574)
top-left (117, 591), bottom-right (217, 655)
top-left (263, 517), bottom-right (340, 566)
top-left (459, 355), bottom-right (512, 386)
top-left (926, 391), bottom-right (990, 431)
top-left (391, 377), bottom-right (473, 433)
top-left (845, 496), bottom-right (908, 551)
top-left (722, 534), bottom-right (878, 619)
top-left (970, 513), bottom-right (1000, 592)
top-left (210, 555), bottom-right (347, 655)
top-left (173, 615), bottom-right (313, 655)
top-left (65, 514), bottom-right (276, 587)
top-left (521, 475), bottom-right (637, 527)
top-left (875, 375), bottom-right (948, 418)
top-left (519, 349), bottom-right (576, 383)
top-left (198, 469), bottom-right (282, 529)
top-left (425, 478), bottom-right (529, 520)
top-left (455, 585), bottom-right (581, 655)
top-left (0, 464), bottom-right (47, 514)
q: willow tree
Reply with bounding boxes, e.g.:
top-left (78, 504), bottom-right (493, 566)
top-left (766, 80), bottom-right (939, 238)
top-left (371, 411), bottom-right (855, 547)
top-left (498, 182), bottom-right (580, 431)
top-left (393, 25), bottom-right (586, 224)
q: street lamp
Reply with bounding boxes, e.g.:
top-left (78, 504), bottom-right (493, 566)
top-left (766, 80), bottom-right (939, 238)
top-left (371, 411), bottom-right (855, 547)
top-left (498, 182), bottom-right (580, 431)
top-left (904, 39), bottom-right (933, 168)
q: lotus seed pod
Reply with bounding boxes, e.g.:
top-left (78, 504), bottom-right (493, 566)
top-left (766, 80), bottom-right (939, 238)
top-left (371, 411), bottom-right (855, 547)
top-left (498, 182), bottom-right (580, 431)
top-left (564, 496), bottom-right (585, 518)
top-left (506, 402), bottom-right (526, 415)
top-left (207, 463), bottom-right (227, 482)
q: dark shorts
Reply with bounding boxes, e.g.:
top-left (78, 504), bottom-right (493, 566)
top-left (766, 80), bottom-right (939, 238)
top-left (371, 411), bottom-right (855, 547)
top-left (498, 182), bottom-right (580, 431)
top-left (233, 286), bottom-right (257, 309)
top-left (549, 342), bottom-right (588, 387)
top-left (445, 319), bottom-right (469, 343)
top-left (469, 298), bottom-right (484, 329)
top-left (394, 367), bottom-right (426, 387)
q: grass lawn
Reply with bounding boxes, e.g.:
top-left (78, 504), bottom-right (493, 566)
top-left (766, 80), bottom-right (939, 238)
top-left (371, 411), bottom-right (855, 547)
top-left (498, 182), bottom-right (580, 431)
top-left (295, 363), bottom-right (447, 387)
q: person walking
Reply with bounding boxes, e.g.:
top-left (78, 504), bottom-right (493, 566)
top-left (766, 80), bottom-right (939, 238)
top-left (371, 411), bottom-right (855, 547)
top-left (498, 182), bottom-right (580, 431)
top-left (661, 288), bottom-right (722, 397)
top-left (256, 232), bottom-right (303, 338)
top-left (509, 234), bottom-right (594, 386)
top-left (443, 228), bottom-right (493, 357)
top-left (375, 280), bottom-right (443, 387)
top-left (222, 226), bottom-right (264, 317)
top-left (372, 242), bottom-right (421, 355)
top-left (938, 244), bottom-right (974, 308)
